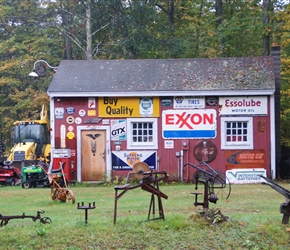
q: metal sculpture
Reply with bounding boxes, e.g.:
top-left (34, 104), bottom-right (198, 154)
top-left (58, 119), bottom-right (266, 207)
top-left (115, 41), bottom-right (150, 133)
top-left (259, 175), bottom-right (290, 224)
top-left (0, 210), bottom-right (51, 227)
top-left (114, 162), bottom-right (168, 224)
top-left (77, 202), bottom-right (96, 224)
top-left (184, 161), bottom-right (231, 209)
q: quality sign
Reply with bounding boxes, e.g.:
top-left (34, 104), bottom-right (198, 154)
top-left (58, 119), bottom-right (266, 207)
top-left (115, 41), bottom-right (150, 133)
top-left (162, 109), bottom-right (217, 139)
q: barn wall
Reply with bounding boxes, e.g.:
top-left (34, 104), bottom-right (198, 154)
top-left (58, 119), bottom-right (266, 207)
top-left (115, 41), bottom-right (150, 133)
top-left (51, 94), bottom-right (273, 183)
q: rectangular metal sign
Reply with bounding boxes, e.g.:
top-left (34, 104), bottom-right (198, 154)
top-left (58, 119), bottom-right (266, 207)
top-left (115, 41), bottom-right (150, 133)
top-left (173, 96), bottom-right (205, 109)
top-left (112, 151), bottom-right (156, 170)
top-left (162, 109), bottom-right (217, 139)
top-left (219, 96), bottom-right (268, 115)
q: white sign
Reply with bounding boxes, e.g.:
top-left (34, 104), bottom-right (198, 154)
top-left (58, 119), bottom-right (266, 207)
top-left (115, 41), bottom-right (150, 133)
top-left (164, 140), bottom-right (174, 149)
top-left (226, 168), bottom-right (267, 184)
top-left (140, 97), bottom-right (153, 116)
top-left (174, 96), bottom-right (205, 109)
top-left (111, 120), bottom-right (126, 141)
top-left (162, 109), bottom-right (217, 139)
top-left (55, 107), bottom-right (64, 119)
top-left (88, 97), bottom-right (96, 108)
top-left (219, 96), bottom-right (267, 115)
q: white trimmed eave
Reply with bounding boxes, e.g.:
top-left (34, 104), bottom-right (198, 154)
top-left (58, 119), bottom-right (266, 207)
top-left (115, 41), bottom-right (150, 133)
top-left (48, 89), bottom-right (275, 98)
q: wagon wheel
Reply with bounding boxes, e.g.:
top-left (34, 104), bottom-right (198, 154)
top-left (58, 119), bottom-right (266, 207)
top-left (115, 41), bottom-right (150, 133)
top-left (209, 171), bottom-right (231, 200)
top-left (50, 188), bottom-right (59, 201)
top-left (66, 190), bottom-right (75, 203)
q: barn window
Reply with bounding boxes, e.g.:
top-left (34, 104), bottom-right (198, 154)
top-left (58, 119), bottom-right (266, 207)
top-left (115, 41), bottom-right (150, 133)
top-left (127, 118), bottom-right (158, 149)
top-left (221, 117), bottom-right (253, 149)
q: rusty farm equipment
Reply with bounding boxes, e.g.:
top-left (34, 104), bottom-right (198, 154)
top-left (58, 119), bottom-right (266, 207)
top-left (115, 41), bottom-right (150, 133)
top-left (0, 210), bottom-right (51, 227)
top-left (259, 175), bottom-right (290, 224)
top-left (48, 163), bottom-right (75, 204)
top-left (114, 162), bottom-right (168, 224)
top-left (184, 161), bottom-right (231, 209)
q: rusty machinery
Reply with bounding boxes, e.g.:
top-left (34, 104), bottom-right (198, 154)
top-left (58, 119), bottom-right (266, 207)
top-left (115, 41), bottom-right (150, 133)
top-left (0, 210), bottom-right (51, 227)
top-left (114, 162), bottom-right (168, 224)
top-left (259, 175), bottom-right (290, 224)
top-left (184, 161), bottom-right (231, 209)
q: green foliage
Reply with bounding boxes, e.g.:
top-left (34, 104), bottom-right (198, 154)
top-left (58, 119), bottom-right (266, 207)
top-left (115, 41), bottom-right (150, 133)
top-left (0, 0), bottom-right (290, 150)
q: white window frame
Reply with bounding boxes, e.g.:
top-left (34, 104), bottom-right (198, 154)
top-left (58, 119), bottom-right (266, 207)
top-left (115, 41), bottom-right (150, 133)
top-left (127, 118), bottom-right (158, 149)
top-left (221, 117), bottom-right (253, 149)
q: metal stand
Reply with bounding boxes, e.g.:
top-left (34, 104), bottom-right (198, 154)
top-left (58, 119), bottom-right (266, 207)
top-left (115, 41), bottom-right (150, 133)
top-left (114, 171), bottom-right (168, 224)
top-left (77, 202), bottom-right (96, 224)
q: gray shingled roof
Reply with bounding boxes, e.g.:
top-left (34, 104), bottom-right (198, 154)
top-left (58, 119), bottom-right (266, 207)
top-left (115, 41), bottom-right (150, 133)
top-left (48, 57), bottom-right (275, 96)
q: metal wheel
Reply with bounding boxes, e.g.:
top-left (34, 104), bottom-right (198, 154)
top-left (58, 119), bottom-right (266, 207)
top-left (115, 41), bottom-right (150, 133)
top-left (50, 188), bottom-right (59, 201)
top-left (210, 171), bottom-right (231, 200)
top-left (22, 181), bottom-right (31, 189)
top-left (66, 190), bottom-right (75, 203)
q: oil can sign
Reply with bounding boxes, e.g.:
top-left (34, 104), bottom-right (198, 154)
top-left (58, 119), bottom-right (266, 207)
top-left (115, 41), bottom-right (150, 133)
top-left (112, 151), bottom-right (156, 170)
top-left (162, 109), bottom-right (217, 139)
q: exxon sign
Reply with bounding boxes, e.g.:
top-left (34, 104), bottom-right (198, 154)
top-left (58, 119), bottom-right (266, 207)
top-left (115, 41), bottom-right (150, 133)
top-left (162, 109), bottom-right (217, 139)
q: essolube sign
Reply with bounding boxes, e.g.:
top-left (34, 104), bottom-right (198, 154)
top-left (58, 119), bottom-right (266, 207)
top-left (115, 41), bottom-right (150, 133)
top-left (162, 109), bottom-right (217, 139)
top-left (219, 96), bottom-right (267, 115)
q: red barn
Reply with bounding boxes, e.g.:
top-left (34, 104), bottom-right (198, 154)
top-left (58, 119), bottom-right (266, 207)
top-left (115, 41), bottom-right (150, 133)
top-left (47, 49), bottom-right (280, 184)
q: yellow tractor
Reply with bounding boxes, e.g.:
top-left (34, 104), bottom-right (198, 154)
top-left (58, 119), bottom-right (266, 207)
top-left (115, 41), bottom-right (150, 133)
top-left (7, 105), bottom-right (51, 169)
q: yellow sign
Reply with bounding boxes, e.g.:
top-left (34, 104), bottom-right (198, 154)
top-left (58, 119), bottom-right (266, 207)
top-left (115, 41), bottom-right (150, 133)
top-left (88, 110), bottom-right (96, 116)
top-left (67, 131), bottom-right (75, 139)
top-left (98, 97), bottom-right (159, 117)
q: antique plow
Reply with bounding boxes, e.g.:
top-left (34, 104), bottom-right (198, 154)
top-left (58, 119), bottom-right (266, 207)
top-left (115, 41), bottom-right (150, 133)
top-left (0, 210), bottom-right (51, 227)
top-left (183, 161), bottom-right (231, 209)
top-left (259, 175), bottom-right (290, 224)
top-left (114, 162), bottom-right (168, 224)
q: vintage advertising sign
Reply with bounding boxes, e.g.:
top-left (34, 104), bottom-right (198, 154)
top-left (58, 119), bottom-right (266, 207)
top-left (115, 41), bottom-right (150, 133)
top-left (88, 97), bottom-right (96, 108)
top-left (173, 96), bottom-right (205, 109)
top-left (219, 96), bottom-right (268, 115)
top-left (162, 109), bottom-right (217, 139)
top-left (55, 107), bottom-right (64, 119)
top-left (98, 97), bottom-right (159, 117)
top-left (225, 149), bottom-right (265, 170)
top-left (226, 168), bottom-right (267, 184)
top-left (112, 151), bottom-right (156, 170)
top-left (111, 119), bottom-right (126, 141)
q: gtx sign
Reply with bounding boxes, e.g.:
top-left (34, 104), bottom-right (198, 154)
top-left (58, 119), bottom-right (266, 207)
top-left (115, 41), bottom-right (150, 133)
top-left (162, 109), bottom-right (217, 139)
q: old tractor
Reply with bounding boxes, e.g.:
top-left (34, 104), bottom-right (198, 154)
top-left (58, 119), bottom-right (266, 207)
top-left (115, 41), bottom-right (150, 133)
top-left (6, 105), bottom-right (51, 169)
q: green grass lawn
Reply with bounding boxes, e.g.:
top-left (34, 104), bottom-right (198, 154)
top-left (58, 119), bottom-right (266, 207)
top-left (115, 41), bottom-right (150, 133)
top-left (0, 182), bottom-right (290, 250)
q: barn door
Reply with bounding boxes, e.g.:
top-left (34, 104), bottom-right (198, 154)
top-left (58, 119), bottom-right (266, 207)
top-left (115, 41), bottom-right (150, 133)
top-left (81, 130), bottom-right (106, 181)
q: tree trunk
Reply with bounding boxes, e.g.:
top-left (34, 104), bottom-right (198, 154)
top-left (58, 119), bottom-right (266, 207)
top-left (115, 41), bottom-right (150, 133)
top-left (262, 0), bottom-right (272, 56)
top-left (215, 0), bottom-right (223, 28)
top-left (86, 0), bottom-right (92, 60)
